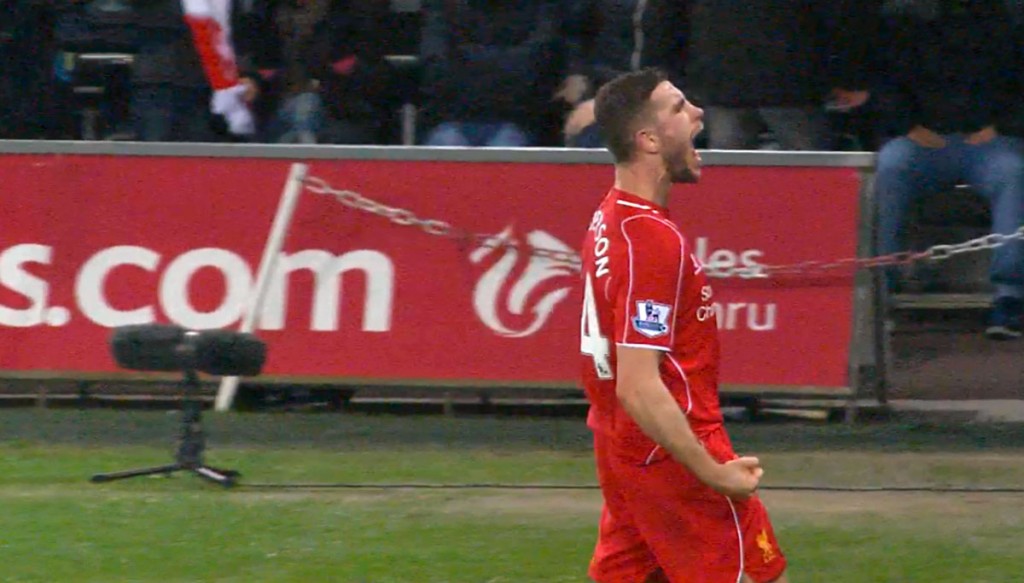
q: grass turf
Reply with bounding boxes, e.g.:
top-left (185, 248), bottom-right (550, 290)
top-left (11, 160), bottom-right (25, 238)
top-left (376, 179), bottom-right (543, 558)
top-left (1, 410), bottom-right (1022, 582)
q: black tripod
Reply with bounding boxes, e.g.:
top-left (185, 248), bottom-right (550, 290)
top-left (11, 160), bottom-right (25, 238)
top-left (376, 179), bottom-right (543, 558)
top-left (91, 334), bottom-right (240, 488)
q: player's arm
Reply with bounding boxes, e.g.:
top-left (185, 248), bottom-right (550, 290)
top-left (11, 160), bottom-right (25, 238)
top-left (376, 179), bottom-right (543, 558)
top-left (613, 217), bottom-right (760, 498)
top-left (616, 347), bottom-right (760, 499)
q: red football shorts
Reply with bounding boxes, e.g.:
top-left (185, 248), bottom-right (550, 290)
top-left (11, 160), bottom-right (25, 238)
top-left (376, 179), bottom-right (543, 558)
top-left (588, 430), bottom-right (787, 583)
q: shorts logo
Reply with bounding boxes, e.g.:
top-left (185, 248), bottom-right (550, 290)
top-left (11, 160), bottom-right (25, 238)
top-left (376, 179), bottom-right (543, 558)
top-left (632, 300), bottom-right (671, 338)
top-left (756, 530), bottom-right (777, 563)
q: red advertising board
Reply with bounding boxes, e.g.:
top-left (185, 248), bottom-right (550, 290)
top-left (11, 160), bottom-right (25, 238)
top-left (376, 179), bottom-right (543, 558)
top-left (0, 154), bottom-right (860, 391)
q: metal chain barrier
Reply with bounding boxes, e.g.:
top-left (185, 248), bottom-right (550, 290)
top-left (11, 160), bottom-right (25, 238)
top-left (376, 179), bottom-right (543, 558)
top-left (303, 175), bottom-right (1024, 280)
top-left (303, 176), bottom-right (583, 266)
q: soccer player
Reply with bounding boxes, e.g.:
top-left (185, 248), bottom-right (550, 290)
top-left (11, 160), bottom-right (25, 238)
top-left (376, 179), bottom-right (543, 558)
top-left (578, 68), bottom-right (789, 583)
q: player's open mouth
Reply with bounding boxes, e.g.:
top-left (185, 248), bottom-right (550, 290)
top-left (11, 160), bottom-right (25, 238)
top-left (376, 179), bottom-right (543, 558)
top-left (691, 124), bottom-right (704, 165)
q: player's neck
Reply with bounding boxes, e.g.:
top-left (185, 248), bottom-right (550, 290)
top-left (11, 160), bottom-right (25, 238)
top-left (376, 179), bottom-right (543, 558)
top-left (613, 164), bottom-right (671, 208)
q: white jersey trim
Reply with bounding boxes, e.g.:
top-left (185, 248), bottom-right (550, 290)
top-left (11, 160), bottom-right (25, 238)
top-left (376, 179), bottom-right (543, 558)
top-left (616, 342), bottom-right (671, 352)
top-left (642, 445), bottom-right (662, 466)
top-left (726, 497), bottom-right (745, 583)
top-left (666, 354), bottom-right (693, 415)
top-left (616, 200), bottom-right (653, 211)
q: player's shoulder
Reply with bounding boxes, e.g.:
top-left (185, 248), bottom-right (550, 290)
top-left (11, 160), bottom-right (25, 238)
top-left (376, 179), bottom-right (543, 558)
top-left (619, 212), bottom-right (686, 251)
top-left (595, 191), bottom-right (688, 250)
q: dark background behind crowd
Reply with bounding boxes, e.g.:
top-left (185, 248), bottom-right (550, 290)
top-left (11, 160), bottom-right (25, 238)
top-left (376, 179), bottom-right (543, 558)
top-left (2, 0), bottom-right (1020, 151)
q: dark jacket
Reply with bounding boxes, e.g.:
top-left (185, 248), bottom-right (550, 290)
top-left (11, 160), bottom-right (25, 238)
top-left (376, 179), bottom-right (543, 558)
top-left (419, 0), bottom-right (563, 128)
top-left (131, 0), bottom-right (261, 88)
top-left (1, 0), bottom-right (62, 138)
top-left (876, 0), bottom-right (1024, 136)
top-left (131, 0), bottom-right (207, 87)
top-left (685, 0), bottom-right (874, 108)
top-left (564, 0), bottom-right (689, 95)
top-left (250, 0), bottom-right (399, 129)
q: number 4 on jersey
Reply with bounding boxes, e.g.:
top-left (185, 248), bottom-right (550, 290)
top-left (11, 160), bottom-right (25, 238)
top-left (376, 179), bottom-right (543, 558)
top-left (580, 274), bottom-right (613, 379)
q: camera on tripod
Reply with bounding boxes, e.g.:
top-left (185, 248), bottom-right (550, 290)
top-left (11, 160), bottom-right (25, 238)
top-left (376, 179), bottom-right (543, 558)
top-left (110, 324), bottom-right (266, 378)
top-left (91, 324), bottom-right (267, 488)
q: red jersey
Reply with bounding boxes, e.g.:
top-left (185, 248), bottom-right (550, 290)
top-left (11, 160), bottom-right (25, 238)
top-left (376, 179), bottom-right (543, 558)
top-left (579, 188), bottom-right (724, 459)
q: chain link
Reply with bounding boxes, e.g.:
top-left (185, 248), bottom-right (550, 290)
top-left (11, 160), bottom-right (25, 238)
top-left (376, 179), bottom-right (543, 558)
top-left (302, 175), bottom-right (1024, 280)
top-left (304, 176), bottom-right (457, 238)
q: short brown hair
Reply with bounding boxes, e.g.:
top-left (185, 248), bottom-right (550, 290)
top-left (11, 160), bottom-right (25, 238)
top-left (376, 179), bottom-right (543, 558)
top-left (594, 68), bottom-right (668, 163)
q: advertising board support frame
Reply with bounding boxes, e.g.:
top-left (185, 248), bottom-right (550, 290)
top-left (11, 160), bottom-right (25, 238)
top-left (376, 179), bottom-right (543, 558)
top-left (845, 168), bottom-right (887, 423)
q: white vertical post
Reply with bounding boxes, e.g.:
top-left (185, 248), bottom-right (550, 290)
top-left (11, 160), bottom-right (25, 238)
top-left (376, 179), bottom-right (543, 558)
top-left (401, 104), bottom-right (417, 146)
top-left (215, 162), bottom-right (309, 412)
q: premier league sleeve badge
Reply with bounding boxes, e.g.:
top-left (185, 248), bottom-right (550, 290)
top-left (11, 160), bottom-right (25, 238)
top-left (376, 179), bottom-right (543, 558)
top-left (631, 300), bottom-right (671, 338)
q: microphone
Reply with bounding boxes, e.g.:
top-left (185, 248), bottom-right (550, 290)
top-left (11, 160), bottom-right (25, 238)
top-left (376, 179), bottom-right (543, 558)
top-left (194, 329), bottom-right (266, 377)
top-left (110, 324), bottom-right (266, 377)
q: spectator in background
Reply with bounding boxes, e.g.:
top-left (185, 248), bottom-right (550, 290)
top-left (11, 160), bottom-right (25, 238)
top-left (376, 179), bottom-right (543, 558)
top-left (0, 7), bottom-right (19, 137)
top-left (251, 0), bottom-right (398, 145)
top-left (874, 0), bottom-right (1024, 339)
top-left (131, 0), bottom-right (260, 142)
top-left (684, 0), bottom-right (873, 151)
top-left (417, 0), bottom-right (563, 147)
top-left (0, 0), bottom-right (64, 139)
top-left (557, 0), bottom-right (689, 149)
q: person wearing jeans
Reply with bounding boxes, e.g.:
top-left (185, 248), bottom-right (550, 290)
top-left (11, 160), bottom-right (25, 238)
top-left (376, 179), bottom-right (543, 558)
top-left (423, 122), bottom-right (531, 147)
top-left (704, 106), bottom-right (832, 151)
top-left (873, 0), bottom-right (1024, 339)
top-left (266, 91), bottom-right (324, 144)
top-left (250, 0), bottom-right (397, 145)
top-left (556, 0), bottom-right (690, 149)
top-left (875, 130), bottom-right (1024, 338)
top-left (417, 0), bottom-right (562, 148)
top-left (134, 84), bottom-right (218, 142)
top-left (684, 0), bottom-right (874, 151)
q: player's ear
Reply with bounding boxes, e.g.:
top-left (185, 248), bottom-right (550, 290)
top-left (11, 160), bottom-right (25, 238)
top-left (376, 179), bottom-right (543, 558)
top-left (635, 127), bottom-right (659, 155)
